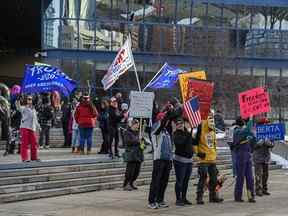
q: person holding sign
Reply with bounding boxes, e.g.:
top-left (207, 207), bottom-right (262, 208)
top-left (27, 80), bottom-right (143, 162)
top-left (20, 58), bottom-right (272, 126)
top-left (233, 116), bottom-right (256, 203)
top-left (253, 118), bottom-right (274, 197)
top-left (122, 119), bottom-right (144, 191)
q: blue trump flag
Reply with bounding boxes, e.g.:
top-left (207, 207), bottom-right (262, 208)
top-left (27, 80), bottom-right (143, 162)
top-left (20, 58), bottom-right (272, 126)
top-left (256, 123), bottom-right (286, 141)
top-left (22, 64), bottom-right (77, 96)
top-left (145, 63), bottom-right (184, 89)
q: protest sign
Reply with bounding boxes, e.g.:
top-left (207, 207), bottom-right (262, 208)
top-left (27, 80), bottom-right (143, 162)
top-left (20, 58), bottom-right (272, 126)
top-left (179, 71), bottom-right (206, 102)
top-left (239, 87), bottom-right (270, 119)
top-left (187, 79), bottom-right (214, 120)
top-left (129, 91), bottom-right (155, 118)
top-left (256, 123), bottom-right (285, 141)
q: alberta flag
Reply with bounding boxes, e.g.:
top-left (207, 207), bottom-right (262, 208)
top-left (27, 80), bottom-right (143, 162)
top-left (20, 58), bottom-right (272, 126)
top-left (146, 63), bottom-right (183, 89)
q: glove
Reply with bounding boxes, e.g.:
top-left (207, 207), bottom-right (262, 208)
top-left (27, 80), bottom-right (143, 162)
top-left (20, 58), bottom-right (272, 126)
top-left (140, 138), bottom-right (145, 151)
top-left (197, 152), bottom-right (206, 159)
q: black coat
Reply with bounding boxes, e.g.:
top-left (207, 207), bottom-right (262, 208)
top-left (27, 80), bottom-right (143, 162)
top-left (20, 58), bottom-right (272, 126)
top-left (123, 128), bottom-right (144, 162)
top-left (173, 129), bottom-right (195, 159)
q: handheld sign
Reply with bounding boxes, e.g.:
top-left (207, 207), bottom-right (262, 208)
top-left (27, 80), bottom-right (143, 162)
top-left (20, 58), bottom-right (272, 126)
top-left (187, 79), bottom-right (214, 120)
top-left (129, 91), bottom-right (155, 119)
top-left (256, 123), bottom-right (285, 141)
top-left (239, 87), bottom-right (270, 119)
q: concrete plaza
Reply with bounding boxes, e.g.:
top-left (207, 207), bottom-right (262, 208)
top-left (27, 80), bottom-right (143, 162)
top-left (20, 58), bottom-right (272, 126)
top-left (0, 169), bottom-right (287, 216)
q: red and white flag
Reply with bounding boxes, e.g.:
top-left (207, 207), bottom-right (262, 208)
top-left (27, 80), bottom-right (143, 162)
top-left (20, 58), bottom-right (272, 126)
top-left (184, 96), bottom-right (202, 128)
top-left (101, 35), bottom-right (135, 90)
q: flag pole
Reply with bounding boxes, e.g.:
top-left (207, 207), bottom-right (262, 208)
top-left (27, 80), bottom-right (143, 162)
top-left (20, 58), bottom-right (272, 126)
top-left (128, 34), bottom-right (141, 92)
top-left (143, 63), bottom-right (167, 91)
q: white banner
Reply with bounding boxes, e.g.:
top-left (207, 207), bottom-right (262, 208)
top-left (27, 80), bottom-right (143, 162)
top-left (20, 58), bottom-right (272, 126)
top-left (102, 35), bottom-right (135, 90)
top-left (129, 91), bottom-right (155, 119)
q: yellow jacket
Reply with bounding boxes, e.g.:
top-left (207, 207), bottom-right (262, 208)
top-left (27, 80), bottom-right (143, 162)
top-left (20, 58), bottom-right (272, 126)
top-left (194, 120), bottom-right (217, 164)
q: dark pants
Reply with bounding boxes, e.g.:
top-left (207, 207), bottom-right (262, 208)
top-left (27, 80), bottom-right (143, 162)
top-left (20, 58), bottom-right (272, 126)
top-left (39, 125), bottom-right (50, 147)
top-left (197, 163), bottom-right (218, 199)
top-left (254, 163), bottom-right (269, 193)
top-left (148, 160), bottom-right (172, 204)
top-left (99, 128), bottom-right (109, 153)
top-left (231, 150), bottom-right (237, 177)
top-left (62, 121), bottom-right (71, 147)
top-left (234, 155), bottom-right (254, 200)
top-left (79, 127), bottom-right (93, 151)
top-left (173, 160), bottom-right (192, 201)
top-left (123, 162), bottom-right (141, 187)
top-left (108, 127), bottom-right (119, 155)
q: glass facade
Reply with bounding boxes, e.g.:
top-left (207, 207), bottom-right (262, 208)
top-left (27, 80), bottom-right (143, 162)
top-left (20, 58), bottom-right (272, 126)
top-left (42, 0), bottom-right (288, 119)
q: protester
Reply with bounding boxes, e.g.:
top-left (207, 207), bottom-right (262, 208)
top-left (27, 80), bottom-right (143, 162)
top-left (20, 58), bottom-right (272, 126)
top-left (123, 119), bottom-right (144, 191)
top-left (98, 98), bottom-right (110, 154)
top-left (227, 121), bottom-right (241, 178)
top-left (108, 97), bottom-right (123, 158)
top-left (71, 99), bottom-right (80, 153)
top-left (253, 118), bottom-right (274, 196)
top-left (148, 112), bottom-right (173, 209)
top-left (38, 94), bottom-right (54, 149)
top-left (194, 111), bottom-right (224, 204)
top-left (61, 99), bottom-right (72, 148)
top-left (173, 118), bottom-right (194, 206)
top-left (233, 116), bottom-right (256, 203)
top-left (16, 95), bottom-right (41, 162)
top-left (75, 95), bottom-right (98, 155)
top-left (119, 103), bottom-right (129, 148)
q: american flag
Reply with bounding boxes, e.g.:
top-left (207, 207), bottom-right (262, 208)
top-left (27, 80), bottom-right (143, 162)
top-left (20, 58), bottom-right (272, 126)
top-left (184, 97), bottom-right (202, 128)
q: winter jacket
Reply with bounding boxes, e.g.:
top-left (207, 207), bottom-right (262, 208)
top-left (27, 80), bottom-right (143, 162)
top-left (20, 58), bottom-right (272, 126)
top-left (98, 107), bottom-right (110, 131)
top-left (123, 128), bottom-right (144, 162)
top-left (233, 120), bottom-right (255, 154)
top-left (38, 104), bottom-right (54, 127)
top-left (75, 102), bottom-right (98, 128)
top-left (16, 102), bottom-right (40, 132)
top-left (151, 121), bottom-right (173, 161)
top-left (253, 139), bottom-right (274, 164)
top-left (194, 120), bottom-right (217, 164)
top-left (108, 106), bottom-right (122, 129)
top-left (173, 129), bottom-right (194, 159)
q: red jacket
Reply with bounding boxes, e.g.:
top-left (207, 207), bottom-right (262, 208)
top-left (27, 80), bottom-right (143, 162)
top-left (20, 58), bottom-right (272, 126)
top-left (75, 102), bottom-right (98, 128)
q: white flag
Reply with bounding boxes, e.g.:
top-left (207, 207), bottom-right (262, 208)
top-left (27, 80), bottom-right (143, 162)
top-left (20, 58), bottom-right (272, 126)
top-left (101, 35), bottom-right (135, 90)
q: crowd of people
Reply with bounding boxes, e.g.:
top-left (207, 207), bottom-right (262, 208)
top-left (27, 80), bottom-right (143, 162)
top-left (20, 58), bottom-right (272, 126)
top-left (0, 86), bottom-right (275, 209)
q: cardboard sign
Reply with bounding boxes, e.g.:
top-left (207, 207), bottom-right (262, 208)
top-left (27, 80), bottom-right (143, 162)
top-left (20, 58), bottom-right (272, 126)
top-left (178, 71), bottom-right (206, 102)
top-left (129, 91), bottom-right (155, 118)
top-left (239, 87), bottom-right (270, 119)
top-left (187, 79), bottom-right (214, 120)
top-left (256, 123), bottom-right (285, 141)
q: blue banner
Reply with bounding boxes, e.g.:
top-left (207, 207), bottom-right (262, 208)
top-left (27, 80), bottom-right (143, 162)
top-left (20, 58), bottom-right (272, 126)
top-left (256, 123), bottom-right (285, 141)
top-left (147, 63), bottom-right (184, 89)
top-left (22, 65), bottom-right (77, 96)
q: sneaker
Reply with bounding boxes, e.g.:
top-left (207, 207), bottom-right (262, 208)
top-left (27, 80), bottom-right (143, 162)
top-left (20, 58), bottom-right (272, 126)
top-left (123, 185), bottom-right (133, 191)
top-left (248, 198), bottom-right (256, 203)
top-left (148, 203), bottom-right (158, 209)
top-left (130, 184), bottom-right (138, 190)
top-left (176, 200), bottom-right (185, 206)
top-left (22, 160), bottom-right (30, 163)
top-left (263, 191), bottom-right (270, 196)
top-left (183, 199), bottom-right (192, 205)
top-left (39, 146), bottom-right (44, 150)
top-left (44, 145), bottom-right (50, 149)
top-left (158, 201), bottom-right (169, 208)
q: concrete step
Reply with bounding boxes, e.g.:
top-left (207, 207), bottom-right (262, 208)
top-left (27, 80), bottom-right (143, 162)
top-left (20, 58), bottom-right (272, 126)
top-left (0, 164), bottom-right (282, 203)
top-left (0, 160), bottom-right (233, 188)
top-left (0, 154), bottom-right (232, 177)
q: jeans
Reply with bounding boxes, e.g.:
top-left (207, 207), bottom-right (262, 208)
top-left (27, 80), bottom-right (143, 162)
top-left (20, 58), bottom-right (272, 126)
top-left (79, 127), bottom-right (93, 150)
top-left (148, 160), bottom-right (172, 204)
top-left (197, 163), bottom-right (218, 199)
top-left (173, 160), bottom-right (192, 201)
top-left (39, 125), bottom-right (50, 147)
top-left (72, 128), bottom-right (79, 148)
